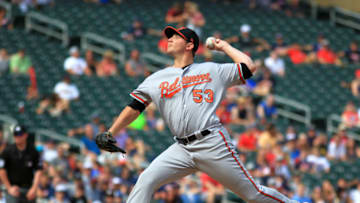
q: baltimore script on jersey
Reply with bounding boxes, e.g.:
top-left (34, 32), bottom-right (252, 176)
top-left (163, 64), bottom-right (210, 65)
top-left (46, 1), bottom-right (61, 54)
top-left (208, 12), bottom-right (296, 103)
top-left (159, 73), bottom-right (212, 98)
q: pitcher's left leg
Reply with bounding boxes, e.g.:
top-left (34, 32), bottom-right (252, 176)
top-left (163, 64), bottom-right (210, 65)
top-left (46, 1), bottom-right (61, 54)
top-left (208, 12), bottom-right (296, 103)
top-left (194, 130), bottom-right (295, 203)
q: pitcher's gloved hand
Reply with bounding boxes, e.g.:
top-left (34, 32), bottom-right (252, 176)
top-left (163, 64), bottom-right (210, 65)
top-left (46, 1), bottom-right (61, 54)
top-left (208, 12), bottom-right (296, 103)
top-left (95, 131), bottom-right (126, 153)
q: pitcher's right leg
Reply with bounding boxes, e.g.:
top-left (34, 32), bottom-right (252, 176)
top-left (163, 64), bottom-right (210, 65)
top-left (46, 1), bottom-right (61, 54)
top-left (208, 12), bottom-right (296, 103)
top-left (126, 143), bottom-right (197, 203)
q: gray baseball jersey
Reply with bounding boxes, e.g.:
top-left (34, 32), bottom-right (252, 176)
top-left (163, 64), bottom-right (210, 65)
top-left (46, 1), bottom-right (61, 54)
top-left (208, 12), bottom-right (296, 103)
top-left (130, 62), bottom-right (245, 138)
top-left (127, 62), bottom-right (295, 203)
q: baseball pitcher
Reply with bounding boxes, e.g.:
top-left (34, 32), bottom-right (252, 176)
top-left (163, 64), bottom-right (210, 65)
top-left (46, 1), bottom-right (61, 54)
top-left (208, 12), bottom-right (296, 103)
top-left (96, 26), bottom-right (296, 203)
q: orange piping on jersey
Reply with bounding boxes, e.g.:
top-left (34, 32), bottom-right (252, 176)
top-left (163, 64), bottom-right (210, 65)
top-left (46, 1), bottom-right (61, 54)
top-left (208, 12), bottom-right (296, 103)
top-left (237, 64), bottom-right (246, 84)
top-left (183, 79), bottom-right (212, 88)
top-left (219, 131), bottom-right (285, 203)
top-left (131, 93), bottom-right (149, 105)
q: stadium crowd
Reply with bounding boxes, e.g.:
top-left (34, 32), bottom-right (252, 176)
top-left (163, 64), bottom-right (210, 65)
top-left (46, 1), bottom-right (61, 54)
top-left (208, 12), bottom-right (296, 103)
top-left (0, 0), bottom-right (360, 203)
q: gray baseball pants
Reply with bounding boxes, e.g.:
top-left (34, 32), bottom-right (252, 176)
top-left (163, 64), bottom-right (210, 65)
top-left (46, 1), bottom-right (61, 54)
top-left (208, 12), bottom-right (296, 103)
top-left (127, 126), bottom-right (295, 203)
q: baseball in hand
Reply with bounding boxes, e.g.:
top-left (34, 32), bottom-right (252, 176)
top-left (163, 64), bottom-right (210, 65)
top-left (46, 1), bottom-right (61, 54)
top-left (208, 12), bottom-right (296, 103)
top-left (206, 37), bottom-right (216, 49)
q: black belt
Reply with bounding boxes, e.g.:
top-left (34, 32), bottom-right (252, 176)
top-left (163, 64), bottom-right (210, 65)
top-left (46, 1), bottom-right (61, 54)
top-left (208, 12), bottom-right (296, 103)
top-left (176, 129), bottom-right (211, 145)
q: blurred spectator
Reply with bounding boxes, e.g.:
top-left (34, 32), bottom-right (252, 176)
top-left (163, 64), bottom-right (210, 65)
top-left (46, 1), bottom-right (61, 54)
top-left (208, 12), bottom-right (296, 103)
top-left (36, 93), bottom-right (61, 116)
top-left (12, 0), bottom-right (35, 13)
top-left (322, 180), bottom-right (339, 203)
top-left (125, 49), bottom-right (149, 77)
top-left (50, 184), bottom-right (69, 203)
top-left (351, 69), bottom-right (360, 97)
top-left (0, 48), bottom-right (9, 75)
top-left (306, 127), bottom-right (317, 147)
top-left (231, 97), bottom-right (255, 126)
top-left (306, 147), bottom-right (330, 173)
top-left (68, 113), bottom-right (102, 138)
top-left (85, 50), bottom-right (98, 74)
top-left (70, 184), bottom-right (87, 203)
top-left (37, 174), bottom-right (55, 202)
top-left (336, 178), bottom-right (350, 203)
top-left (237, 126), bottom-right (260, 152)
top-left (258, 123), bottom-right (283, 149)
top-left (200, 173), bottom-right (224, 203)
top-left (35, 0), bottom-right (55, 9)
top-left (286, 44), bottom-right (308, 65)
top-left (158, 34), bottom-right (168, 54)
top-left (183, 2), bottom-right (205, 39)
top-left (292, 184), bottom-right (311, 203)
top-left (271, 33), bottom-right (288, 56)
top-left (311, 186), bottom-right (325, 203)
top-left (0, 7), bottom-right (12, 30)
top-left (81, 124), bottom-right (100, 155)
top-left (225, 24), bottom-right (269, 53)
top-left (122, 18), bottom-right (161, 41)
top-left (264, 51), bottom-right (285, 77)
top-left (145, 103), bottom-right (165, 132)
top-left (285, 126), bottom-right (297, 143)
top-left (64, 46), bottom-right (91, 76)
top-left (350, 182), bottom-right (360, 203)
top-left (165, 2), bottom-right (185, 25)
top-left (179, 177), bottom-right (202, 203)
top-left (26, 67), bottom-right (39, 100)
top-left (309, 33), bottom-right (326, 52)
top-left (345, 138), bottom-right (357, 160)
top-left (284, 0), bottom-right (304, 17)
top-left (52, 75), bottom-right (80, 116)
top-left (341, 101), bottom-right (359, 128)
top-left (316, 40), bottom-right (342, 66)
top-left (327, 133), bottom-right (346, 161)
top-left (340, 41), bottom-right (360, 64)
top-left (257, 95), bottom-right (277, 123)
top-left (42, 141), bottom-right (58, 163)
top-left (252, 68), bottom-right (275, 96)
top-left (96, 50), bottom-right (118, 77)
top-left (9, 49), bottom-right (32, 74)
top-left (215, 101), bottom-right (232, 126)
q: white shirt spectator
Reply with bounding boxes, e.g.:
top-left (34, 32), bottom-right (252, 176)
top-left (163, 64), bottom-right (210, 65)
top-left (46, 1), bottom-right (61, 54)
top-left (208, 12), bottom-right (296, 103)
top-left (350, 187), bottom-right (360, 203)
top-left (327, 138), bottom-right (346, 160)
top-left (54, 81), bottom-right (79, 101)
top-left (265, 51), bottom-right (285, 76)
top-left (64, 56), bottom-right (87, 75)
top-left (306, 154), bottom-right (330, 172)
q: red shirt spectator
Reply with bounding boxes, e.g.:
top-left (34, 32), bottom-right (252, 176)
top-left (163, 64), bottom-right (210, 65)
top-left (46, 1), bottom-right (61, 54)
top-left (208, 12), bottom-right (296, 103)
top-left (287, 44), bottom-right (306, 64)
top-left (317, 40), bottom-right (337, 64)
top-left (341, 101), bottom-right (359, 128)
top-left (216, 101), bottom-right (231, 125)
top-left (158, 36), bottom-right (168, 53)
top-left (200, 173), bottom-right (222, 192)
top-left (237, 128), bottom-right (260, 151)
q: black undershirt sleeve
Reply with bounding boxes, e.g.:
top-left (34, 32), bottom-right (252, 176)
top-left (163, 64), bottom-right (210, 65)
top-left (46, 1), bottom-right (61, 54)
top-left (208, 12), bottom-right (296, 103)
top-left (128, 99), bottom-right (146, 113)
top-left (240, 63), bottom-right (253, 79)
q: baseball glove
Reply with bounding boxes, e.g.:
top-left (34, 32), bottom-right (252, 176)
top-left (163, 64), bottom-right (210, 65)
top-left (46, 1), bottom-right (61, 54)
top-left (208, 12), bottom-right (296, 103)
top-left (95, 132), bottom-right (126, 153)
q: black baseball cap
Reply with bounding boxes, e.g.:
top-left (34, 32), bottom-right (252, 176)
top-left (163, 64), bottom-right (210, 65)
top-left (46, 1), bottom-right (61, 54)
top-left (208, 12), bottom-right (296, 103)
top-left (13, 125), bottom-right (27, 136)
top-left (164, 26), bottom-right (199, 53)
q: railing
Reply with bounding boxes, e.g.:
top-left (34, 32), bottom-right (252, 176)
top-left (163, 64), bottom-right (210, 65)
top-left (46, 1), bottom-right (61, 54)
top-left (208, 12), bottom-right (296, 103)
top-left (0, 1), bottom-right (11, 20)
top-left (327, 114), bottom-right (360, 141)
top-left (142, 52), bottom-right (172, 72)
top-left (0, 114), bottom-right (84, 150)
top-left (35, 129), bottom-right (84, 150)
top-left (81, 32), bottom-right (126, 64)
top-left (330, 7), bottom-right (360, 31)
top-left (25, 11), bottom-right (69, 46)
top-left (274, 95), bottom-right (312, 127)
